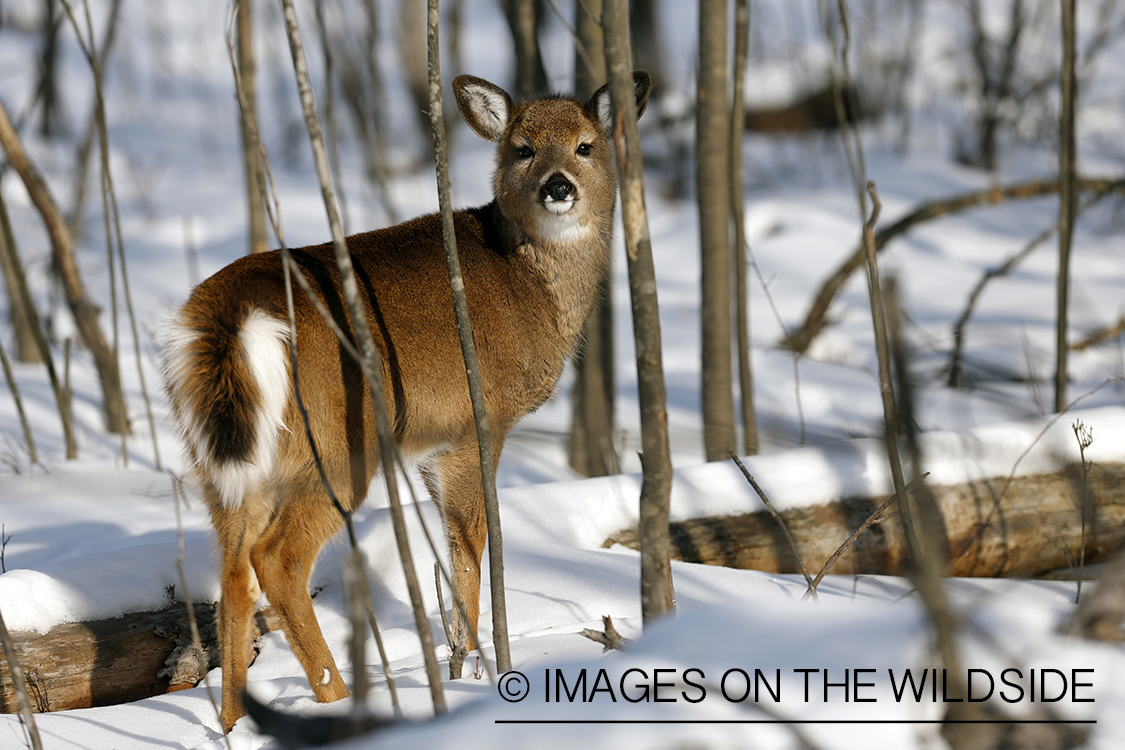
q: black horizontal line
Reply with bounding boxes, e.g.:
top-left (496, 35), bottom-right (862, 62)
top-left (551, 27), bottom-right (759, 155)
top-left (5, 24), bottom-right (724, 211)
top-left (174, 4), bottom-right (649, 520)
top-left (494, 719), bottom-right (1096, 725)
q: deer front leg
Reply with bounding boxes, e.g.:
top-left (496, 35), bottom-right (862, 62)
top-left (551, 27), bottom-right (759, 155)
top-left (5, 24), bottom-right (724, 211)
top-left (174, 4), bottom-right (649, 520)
top-left (446, 507), bottom-right (485, 679)
top-left (427, 437), bottom-right (499, 679)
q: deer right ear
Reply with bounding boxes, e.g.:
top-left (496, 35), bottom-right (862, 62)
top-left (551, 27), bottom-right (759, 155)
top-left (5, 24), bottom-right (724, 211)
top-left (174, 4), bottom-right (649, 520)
top-left (454, 75), bottom-right (513, 143)
top-left (590, 70), bottom-right (652, 134)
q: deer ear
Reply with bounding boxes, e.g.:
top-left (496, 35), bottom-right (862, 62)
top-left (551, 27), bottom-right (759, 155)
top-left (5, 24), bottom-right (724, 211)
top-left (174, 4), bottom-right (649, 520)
top-left (454, 75), bottom-right (513, 143)
top-left (589, 71), bottom-right (652, 134)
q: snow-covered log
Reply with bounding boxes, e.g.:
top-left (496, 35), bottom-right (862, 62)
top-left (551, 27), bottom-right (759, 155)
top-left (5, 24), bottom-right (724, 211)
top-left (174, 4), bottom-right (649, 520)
top-left (0, 604), bottom-right (279, 714)
top-left (606, 464), bottom-right (1125, 579)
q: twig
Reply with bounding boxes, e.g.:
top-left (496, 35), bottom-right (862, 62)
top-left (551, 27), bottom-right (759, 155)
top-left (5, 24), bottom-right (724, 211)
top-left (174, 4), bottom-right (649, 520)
top-left (0, 94), bottom-right (128, 436)
top-left (343, 552), bottom-right (369, 721)
top-left (1057, 0), bottom-right (1078, 413)
top-left (0, 208), bottom-right (73, 458)
top-left (728, 451), bottom-right (815, 592)
top-left (65, 0), bottom-right (123, 244)
top-left (1072, 315), bottom-right (1125, 351)
top-left (858, 182), bottom-right (918, 559)
top-left (407, 473), bottom-right (492, 682)
top-left (0, 332), bottom-right (37, 465)
top-left (731, 0), bottom-right (757, 455)
top-left (888, 279), bottom-right (995, 747)
top-left (0, 603), bottom-right (42, 750)
top-left (745, 245), bottom-right (806, 444)
top-left (426, 0), bottom-right (510, 676)
top-left (820, 0), bottom-right (868, 223)
top-left (170, 475), bottom-right (231, 750)
top-left (579, 615), bottom-right (631, 652)
top-left (1063, 546), bottom-right (1125, 641)
top-left (314, 0), bottom-right (348, 235)
top-left (1, 524), bottom-right (9, 574)
top-left (76, 0), bottom-right (160, 466)
top-left (60, 0), bottom-right (123, 461)
top-left (945, 377), bottom-right (1125, 570)
top-left (435, 563), bottom-right (455, 652)
top-left (800, 473), bottom-right (929, 602)
top-left (949, 184), bottom-right (1118, 386)
top-left (542, 0), bottom-right (597, 84)
top-left (1072, 420), bottom-right (1094, 604)
top-left (61, 0), bottom-right (157, 466)
top-left (363, 587), bottom-right (401, 716)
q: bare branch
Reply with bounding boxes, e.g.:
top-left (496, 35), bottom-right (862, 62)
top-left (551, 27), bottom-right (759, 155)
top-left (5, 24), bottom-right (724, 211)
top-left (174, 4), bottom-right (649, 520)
top-left (729, 451), bottom-right (815, 592)
top-left (579, 615), bottom-right (631, 652)
top-left (801, 473), bottom-right (930, 602)
top-left (783, 177), bottom-right (1125, 355)
top-left (0, 603), bottom-right (42, 750)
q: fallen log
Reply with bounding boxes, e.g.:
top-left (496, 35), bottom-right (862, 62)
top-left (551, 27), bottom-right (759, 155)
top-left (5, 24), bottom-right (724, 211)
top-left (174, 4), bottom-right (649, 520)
top-left (605, 464), bottom-right (1125, 580)
top-left (0, 602), bottom-right (279, 714)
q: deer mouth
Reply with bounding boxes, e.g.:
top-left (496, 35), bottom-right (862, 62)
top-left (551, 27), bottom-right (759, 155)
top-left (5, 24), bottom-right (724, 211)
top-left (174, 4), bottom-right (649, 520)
top-left (541, 174), bottom-right (577, 214)
top-left (543, 198), bottom-right (576, 215)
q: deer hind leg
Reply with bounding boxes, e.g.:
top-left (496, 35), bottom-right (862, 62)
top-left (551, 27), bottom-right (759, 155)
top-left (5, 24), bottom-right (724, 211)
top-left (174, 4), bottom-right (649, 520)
top-left (426, 433), bottom-right (505, 678)
top-left (209, 488), bottom-right (273, 733)
top-left (249, 487), bottom-right (352, 707)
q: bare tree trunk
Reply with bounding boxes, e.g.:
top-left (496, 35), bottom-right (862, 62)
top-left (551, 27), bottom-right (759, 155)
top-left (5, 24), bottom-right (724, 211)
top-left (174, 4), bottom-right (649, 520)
top-left (316, 1), bottom-right (349, 234)
top-left (237, 0), bottom-right (268, 255)
top-left (568, 0), bottom-right (618, 478)
top-left (603, 3), bottom-right (674, 622)
top-left (398, 1), bottom-right (433, 153)
top-left (0, 99), bottom-right (128, 435)
top-left (501, 0), bottom-right (548, 98)
top-left (0, 188), bottom-right (76, 457)
top-left (698, 0), bottom-right (735, 462)
top-left (964, 0), bottom-right (1026, 171)
top-left (0, 195), bottom-right (40, 364)
top-left (1056, 0), bottom-right (1077, 413)
top-left (36, 0), bottom-right (62, 138)
top-left (0, 331), bottom-right (37, 464)
top-left (630, 0), bottom-right (665, 90)
top-left (66, 0), bottom-right (122, 247)
top-left (731, 0), bottom-right (757, 456)
top-left (426, 0), bottom-right (511, 676)
top-left (336, 0), bottom-right (398, 224)
top-left (574, 0), bottom-right (604, 97)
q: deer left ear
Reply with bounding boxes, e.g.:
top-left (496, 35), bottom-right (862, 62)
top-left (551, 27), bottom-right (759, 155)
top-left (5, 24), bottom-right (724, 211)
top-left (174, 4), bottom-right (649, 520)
top-left (454, 75), bottom-right (514, 143)
top-left (589, 71), bottom-right (652, 134)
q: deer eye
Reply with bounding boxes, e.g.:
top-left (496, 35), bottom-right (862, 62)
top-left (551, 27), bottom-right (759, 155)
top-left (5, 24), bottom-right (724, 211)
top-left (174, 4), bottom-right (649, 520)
top-left (516, 145), bottom-right (534, 159)
top-left (576, 143), bottom-right (592, 156)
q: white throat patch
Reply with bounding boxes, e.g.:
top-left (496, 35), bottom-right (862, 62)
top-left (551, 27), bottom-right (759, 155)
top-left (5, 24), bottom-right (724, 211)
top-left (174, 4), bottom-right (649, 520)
top-left (536, 209), bottom-right (589, 244)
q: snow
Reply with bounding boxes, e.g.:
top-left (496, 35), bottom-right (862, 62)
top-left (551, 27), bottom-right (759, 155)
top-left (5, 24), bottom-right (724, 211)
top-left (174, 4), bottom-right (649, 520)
top-left (2, 1), bottom-right (1125, 748)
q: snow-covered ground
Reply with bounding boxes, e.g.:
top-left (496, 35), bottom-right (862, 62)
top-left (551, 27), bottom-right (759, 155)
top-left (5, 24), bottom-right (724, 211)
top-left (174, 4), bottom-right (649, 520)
top-left (2, 1), bottom-right (1125, 748)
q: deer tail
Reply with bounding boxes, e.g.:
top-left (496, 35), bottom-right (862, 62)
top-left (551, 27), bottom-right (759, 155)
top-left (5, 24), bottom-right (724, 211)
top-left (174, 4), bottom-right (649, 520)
top-left (162, 307), bottom-right (291, 508)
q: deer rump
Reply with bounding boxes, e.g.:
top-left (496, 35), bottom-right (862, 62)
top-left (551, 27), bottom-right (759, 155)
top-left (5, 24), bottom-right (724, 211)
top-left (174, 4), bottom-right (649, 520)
top-left (161, 71), bottom-right (651, 733)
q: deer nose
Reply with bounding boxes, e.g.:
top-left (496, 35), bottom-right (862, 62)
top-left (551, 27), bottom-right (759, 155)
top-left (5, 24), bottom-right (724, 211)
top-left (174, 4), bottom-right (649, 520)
top-left (543, 174), bottom-right (574, 202)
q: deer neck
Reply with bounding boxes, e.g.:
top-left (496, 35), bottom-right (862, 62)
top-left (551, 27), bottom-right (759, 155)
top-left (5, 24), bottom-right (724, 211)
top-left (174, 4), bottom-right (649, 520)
top-left (493, 201), bottom-right (611, 346)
